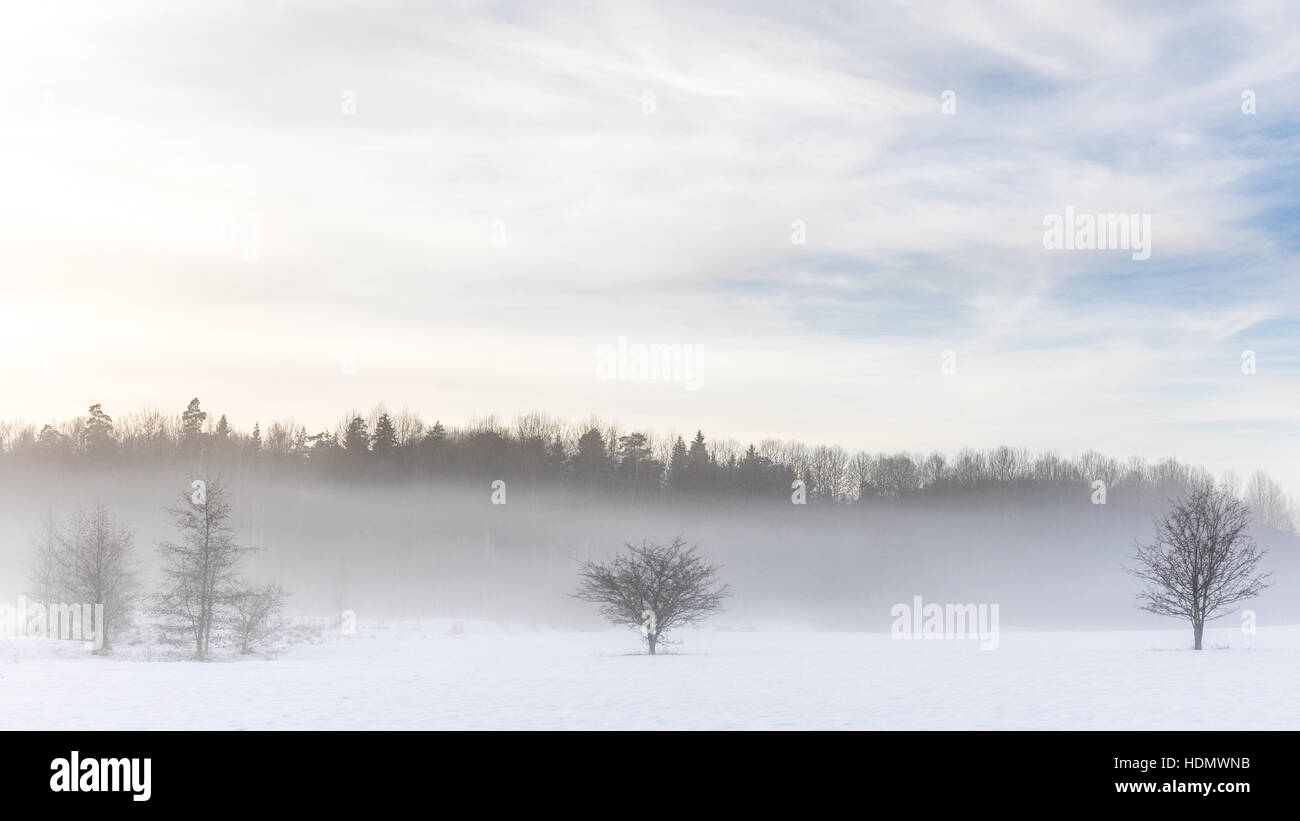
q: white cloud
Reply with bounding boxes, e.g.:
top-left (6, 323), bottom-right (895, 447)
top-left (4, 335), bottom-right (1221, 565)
top-left (0, 0), bottom-right (1297, 492)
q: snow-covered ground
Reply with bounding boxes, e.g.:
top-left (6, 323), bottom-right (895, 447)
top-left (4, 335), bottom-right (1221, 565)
top-left (2, 621), bottom-right (1297, 730)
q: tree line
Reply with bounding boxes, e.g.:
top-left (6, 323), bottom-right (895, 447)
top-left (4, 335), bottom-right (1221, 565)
top-left (3, 398), bottom-right (1296, 531)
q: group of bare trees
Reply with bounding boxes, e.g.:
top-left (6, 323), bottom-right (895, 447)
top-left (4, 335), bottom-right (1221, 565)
top-left (28, 503), bottom-right (138, 652)
top-left (27, 475), bottom-right (289, 659)
top-left (22, 458), bottom-right (1275, 657)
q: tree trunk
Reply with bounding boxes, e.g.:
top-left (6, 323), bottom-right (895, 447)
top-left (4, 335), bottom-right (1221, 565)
top-left (1193, 620), bottom-right (1204, 650)
top-left (647, 634), bottom-right (656, 655)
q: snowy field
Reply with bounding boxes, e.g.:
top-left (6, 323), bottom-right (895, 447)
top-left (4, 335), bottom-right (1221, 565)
top-left (3, 622), bottom-right (1298, 730)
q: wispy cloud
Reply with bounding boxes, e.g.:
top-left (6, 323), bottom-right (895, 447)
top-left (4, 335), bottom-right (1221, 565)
top-left (0, 0), bottom-right (1297, 490)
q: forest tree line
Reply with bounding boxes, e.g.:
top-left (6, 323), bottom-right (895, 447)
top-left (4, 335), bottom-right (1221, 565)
top-left (1, 398), bottom-right (1296, 532)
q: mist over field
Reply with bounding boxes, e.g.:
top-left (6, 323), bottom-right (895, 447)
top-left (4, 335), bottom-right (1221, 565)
top-left (2, 425), bottom-right (1296, 634)
top-left (3, 0), bottom-right (1300, 740)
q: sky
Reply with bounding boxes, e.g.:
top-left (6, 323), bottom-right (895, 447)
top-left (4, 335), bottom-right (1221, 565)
top-left (0, 0), bottom-right (1297, 491)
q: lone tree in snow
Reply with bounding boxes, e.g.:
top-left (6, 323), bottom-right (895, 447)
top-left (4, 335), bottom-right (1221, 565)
top-left (154, 476), bottom-right (255, 660)
top-left (227, 582), bottom-right (291, 654)
top-left (1128, 481), bottom-right (1271, 650)
top-left (574, 536), bottom-right (730, 654)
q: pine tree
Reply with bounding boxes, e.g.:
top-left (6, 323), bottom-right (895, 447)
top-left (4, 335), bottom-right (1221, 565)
top-left (738, 444), bottom-right (771, 495)
top-left (292, 426), bottom-right (310, 458)
top-left (573, 428), bottom-right (609, 490)
top-left (688, 431), bottom-right (709, 468)
top-left (181, 398), bottom-right (207, 444)
top-left (36, 424), bottom-right (71, 458)
top-left (421, 421), bottom-right (449, 474)
top-left (372, 413), bottom-right (398, 458)
top-left (81, 404), bottom-right (116, 458)
top-left (667, 436), bottom-right (689, 492)
top-left (546, 435), bottom-right (569, 479)
top-left (309, 431), bottom-right (341, 456)
top-left (343, 416), bottom-right (370, 454)
top-left (616, 432), bottom-right (661, 499)
top-left (683, 431), bottom-right (712, 495)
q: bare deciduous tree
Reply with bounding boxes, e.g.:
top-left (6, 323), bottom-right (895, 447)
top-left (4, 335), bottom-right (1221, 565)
top-left (154, 476), bottom-right (254, 660)
top-left (28, 509), bottom-right (64, 608)
top-left (60, 501), bottom-right (138, 652)
top-left (227, 582), bottom-right (290, 654)
top-left (1128, 481), bottom-right (1271, 650)
top-left (808, 444), bottom-right (850, 502)
top-left (574, 537), bottom-right (729, 654)
top-left (870, 452), bottom-right (921, 500)
top-left (1245, 470), bottom-right (1294, 533)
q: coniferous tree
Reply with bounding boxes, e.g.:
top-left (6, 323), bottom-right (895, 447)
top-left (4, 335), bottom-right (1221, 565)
top-left (676, 431), bottom-right (710, 495)
top-left (616, 432), bottom-right (661, 500)
top-left (343, 416), bottom-right (370, 453)
top-left (573, 428), bottom-right (609, 492)
top-left (82, 404), bottom-right (116, 458)
top-left (181, 398), bottom-right (207, 448)
top-left (36, 424), bottom-right (71, 459)
top-left (292, 426), bottom-right (310, 460)
top-left (546, 435), bottom-right (569, 480)
top-left (667, 436), bottom-right (689, 493)
top-left (372, 413), bottom-right (398, 460)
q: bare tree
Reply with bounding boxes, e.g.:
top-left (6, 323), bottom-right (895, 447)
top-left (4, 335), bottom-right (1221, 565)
top-left (1245, 470), bottom-right (1294, 533)
top-left (394, 407), bottom-right (426, 447)
top-left (988, 445), bottom-right (1029, 483)
top-left (849, 451), bottom-right (873, 500)
top-left (951, 448), bottom-right (986, 484)
top-left (60, 501), bottom-right (138, 652)
top-left (574, 537), bottom-right (730, 654)
top-left (154, 476), bottom-right (254, 660)
top-left (919, 451), bottom-right (948, 488)
top-left (1079, 449), bottom-right (1120, 486)
top-left (1128, 481), bottom-right (1271, 650)
top-left (869, 452), bottom-right (921, 500)
top-left (808, 445), bottom-right (850, 502)
top-left (28, 509), bottom-right (64, 607)
top-left (227, 582), bottom-right (290, 654)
